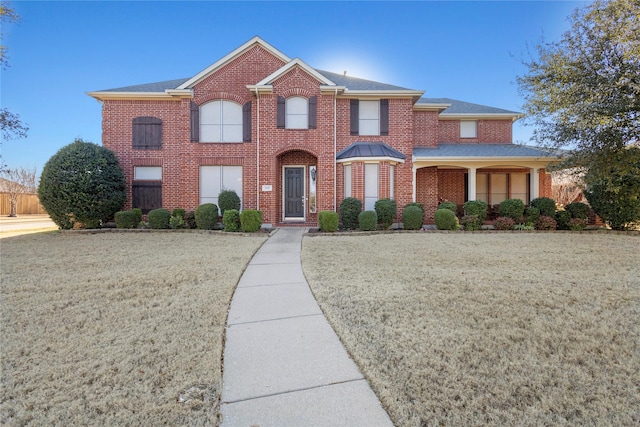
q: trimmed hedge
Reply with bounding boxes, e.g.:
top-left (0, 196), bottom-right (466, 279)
top-left (375, 198), bottom-right (397, 229)
top-left (402, 205), bottom-right (423, 230)
top-left (318, 211), bottom-right (339, 232)
top-left (148, 208), bottom-right (171, 229)
top-left (240, 209), bottom-right (262, 232)
top-left (404, 202), bottom-right (425, 216)
top-left (358, 210), bottom-right (378, 231)
top-left (461, 214), bottom-right (480, 231)
top-left (438, 201), bottom-right (458, 213)
top-left (218, 189), bottom-right (241, 216)
top-left (195, 203), bottom-right (219, 230)
top-left (131, 208), bottom-right (143, 224)
top-left (183, 211), bottom-right (197, 229)
top-left (536, 215), bottom-right (557, 230)
top-left (569, 218), bottom-right (587, 231)
top-left (340, 197), bottom-right (362, 230)
top-left (530, 197), bottom-right (557, 218)
top-left (435, 208), bottom-right (459, 230)
top-left (524, 206), bottom-right (540, 225)
top-left (172, 208), bottom-right (185, 219)
top-left (223, 209), bottom-right (240, 232)
top-left (494, 216), bottom-right (515, 230)
top-left (463, 200), bottom-right (488, 222)
top-left (115, 210), bottom-right (138, 229)
top-left (565, 202), bottom-right (590, 220)
top-left (499, 199), bottom-right (525, 221)
top-left (556, 210), bottom-right (571, 230)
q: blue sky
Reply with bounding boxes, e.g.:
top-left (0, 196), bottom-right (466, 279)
top-left (2, 0), bottom-right (586, 175)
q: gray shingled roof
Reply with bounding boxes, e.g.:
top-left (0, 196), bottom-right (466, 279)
top-left (413, 144), bottom-right (557, 158)
top-left (99, 78), bottom-right (190, 93)
top-left (315, 70), bottom-right (416, 91)
top-left (417, 98), bottom-right (521, 115)
top-left (337, 142), bottom-right (407, 160)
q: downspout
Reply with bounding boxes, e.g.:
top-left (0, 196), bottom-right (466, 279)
top-left (254, 87), bottom-right (260, 211)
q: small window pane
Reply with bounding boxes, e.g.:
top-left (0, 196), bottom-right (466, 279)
top-left (364, 163), bottom-right (379, 211)
top-left (476, 173), bottom-right (488, 202)
top-left (222, 124), bottom-right (242, 142)
top-left (344, 165), bottom-right (352, 198)
top-left (359, 100), bottom-right (380, 136)
top-left (286, 97), bottom-right (308, 129)
top-left (390, 165), bottom-right (395, 200)
top-left (460, 120), bottom-right (477, 138)
top-left (134, 166), bottom-right (162, 180)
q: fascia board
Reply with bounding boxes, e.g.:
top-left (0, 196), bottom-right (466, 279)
top-left (439, 113), bottom-right (525, 121)
top-left (246, 84), bottom-right (273, 94)
top-left (320, 85), bottom-right (347, 94)
top-left (255, 58), bottom-right (337, 86)
top-left (336, 156), bottom-right (405, 164)
top-left (86, 91), bottom-right (183, 101)
top-left (177, 36), bottom-right (291, 90)
top-left (341, 90), bottom-right (425, 98)
top-left (411, 156), bottom-right (559, 164)
top-left (414, 103), bottom-right (451, 111)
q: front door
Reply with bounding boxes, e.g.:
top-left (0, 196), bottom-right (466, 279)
top-left (284, 167), bottom-right (304, 220)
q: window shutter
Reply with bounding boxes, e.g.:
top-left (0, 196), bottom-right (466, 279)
top-left (308, 96), bottom-right (317, 129)
top-left (380, 99), bottom-right (389, 136)
top-left (243, 101), bottom-right (252, 142)
top-left (350, 99), bottom-right (359, 135)
top-left (190, 101), bottom-right (199, 142)
top-left (132, 117), bottom-right (162, 149)
top-left (276, 96), bottom-right (286, 129)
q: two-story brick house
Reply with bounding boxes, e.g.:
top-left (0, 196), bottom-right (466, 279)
top-left (88, 36), bottom-right (556, 226)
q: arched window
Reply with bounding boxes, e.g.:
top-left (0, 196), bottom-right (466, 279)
top-left (200, 100), bottom-right (243, 142)
top-left (285, 96), bottom-right (309, 129)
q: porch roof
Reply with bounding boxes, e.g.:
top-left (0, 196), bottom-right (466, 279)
top-left (336, 142), bottom-right (406, 163)
top-left (413, 144), bottom-right (557, 160)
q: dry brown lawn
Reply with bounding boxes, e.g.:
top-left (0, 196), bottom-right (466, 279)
top-left (302, 232), bottom-right (640, 426)
top-left (1, 231), bottom-right (266, 426)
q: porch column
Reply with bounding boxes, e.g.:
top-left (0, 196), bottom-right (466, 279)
top-left (467, 167), bottom-right (477, 201)
top-left (531, 167), bottom-right (540, 201)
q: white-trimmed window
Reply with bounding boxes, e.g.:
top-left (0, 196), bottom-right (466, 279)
top-left (364, 163), bottom-right (379, 210)
top-left (460, 120), bottom-right (477, 138)
top-left (286, 96), bottom-right (309, 129)
top-left (390, 164), bottom-right (395, 200)
top-left (134, 166), bottom-right (162, 181)
top-left (200, 166), bottom-right (243, 212)
top-left (200, 100), bottom-right (243, 142)
top-left (344, 164), bottom-right (352, 198)
top-left (359, 100), bottom-right (380, 136)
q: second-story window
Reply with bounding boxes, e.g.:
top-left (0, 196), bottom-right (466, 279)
top-left (286, 96), bottom-right (308, 129)
top-left (460, 120), bottom-right (477, 138)
top-left (350, 99), bottom-right (389, 136)
top-left (200, 100), bottom-right (243, 142)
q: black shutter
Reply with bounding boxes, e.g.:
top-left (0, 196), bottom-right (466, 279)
top-left (277, 96), bottom-right (286, 129)
top-left (308, 96), bottom-right (317, 129)
top-left (132, 117), bottom-right (162, 149)
top-left (350, 99), bottom-right (359, 135)
top-left (380, 99), bottom-right (389, 136)
top-left (243, 101), bottom-right (252, 142)
top-left (190, 101), bottom-right (199, 142)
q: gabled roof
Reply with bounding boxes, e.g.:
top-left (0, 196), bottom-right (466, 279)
top-left (413, 144), bottom-right (557, 160)
top-left (98, 78), bottom-right (190, 93)
top-left (247, 58), bottom-right (337, 93)
top-left (336, 142), bottom-right (406, 163)
top-left (316, 70), bottom-right (416, 92)
top-left (416, 98), bottom-right (523, 120)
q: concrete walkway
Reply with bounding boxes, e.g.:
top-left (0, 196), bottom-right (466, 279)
top-left (220, 228), bottom-right (393, 426)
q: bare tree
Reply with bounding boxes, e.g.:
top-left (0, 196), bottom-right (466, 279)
top-left (0, 166), bottom-right (37, 217)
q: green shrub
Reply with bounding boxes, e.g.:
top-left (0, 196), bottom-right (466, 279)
top-left (494, 216), bottom-right (515, 230)
top-left (569, 218), bottom-right (587, 231)
top-left (218, 189), bottom-right (241, 216)
top-left (535, 215), bottom-right (557, 230)
top-left (435, 208), bottom-right (459, 230)
top-left (318, 211), bottom-right (339, 232)
top-left (555, 210), bottom-right (571, 230)
top-left (565, 202), bottom-right (590, 220)
top-left (460, 214), bottom-right (480, 231)
top-left (195, 203), bottom-right (219, 230)
top-left (223, 209), bottom-right (241, 232)
top-left (524, 206), bottom-right (540, 225)
top-left (115, 210), bottom-right (138, 229)
top-left (131, 208), bottom-right (143, 224)
top-left (375, 198), bottom-right (397, 229)
top-left (172, 208), bottom-right (185, 219)
top-left (148, 208), bottom-right (171, 229)
top-left (38, 138), bottom-right (126, 229)
top-left (169, 215), bottom-right (184, 229)
top-left (530, 197), bottom-right (557, 217)
top-left (514, 224), bottom-right (534, 231)
top-left (402, 205), bottom-right (424, 230)
top-left (463, 200), bottom-right (488, 222)
top-left (340, 197), bottom-right (362, 230)
top-left (240, 209), bottom-right (262, 232)
top-left (499, 198), bottom-right (525, 221)
top-left (437, 201), bottom-right (458, 213)
top-left (183, 211), bottom-right (197, 229)
top-left (404, 202), bottom-right (425, 216)
top-left (358, 210), bottom-right (378, 231)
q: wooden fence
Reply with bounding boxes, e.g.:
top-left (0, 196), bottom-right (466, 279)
top-left (0, 193), bottom-right (48, 215)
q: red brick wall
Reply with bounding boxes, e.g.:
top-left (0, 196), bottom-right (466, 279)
top-left (438, 169), bottom-right (466, 205)
top-left (413, 110), bottom-right (439, 147)
top-left (416, 167), bottom-right (439, 223)
top-left (438, 119), bottom-right (513, 143)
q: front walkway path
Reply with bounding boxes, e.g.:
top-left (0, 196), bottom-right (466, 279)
top-left (220, 227), bottom-right (393, 426)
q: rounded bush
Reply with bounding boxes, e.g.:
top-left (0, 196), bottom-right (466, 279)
top-left (435, 208), bottom-right (459, 230)
top-left (404, 202), bottom-right (425, 216)
top-left (437, 201), bottom-right (458, 213)
top-left (499, 198), bottom-right (525, 221)
top-left (402, 205), bottom-right (424, 230)
top-left (172, 208), bottom-right (186, 219)
top-left (131, 208), bottom-right (143, 225)
top-left (183, 211), bottom-right (197, 229)
top-left (530, 197), bottom-right (557, 218)
top-left (555, 210), bottom-right (571, 230)
top-left (358, 210), bottom-right (377, 231)
top-left (38, 139), bottom-right (126, 229)
top-left (535, 215), bottom-right (557, 230)
top-left (463, 200), bottom-right (488, 222)
top-left (148, 208), bottom-right (171, 229)
top-left (460, 214), bottom-right (480, 231)
top-left (195, 203), bottom-right (219, 230)
top-left (240, 209), bottom-right (262, 232)
top-left (525, 206), bottom-right (540, 225)
top-left (494, 216), bottom-right (515, 230)
top-left (569, 218), bottom-right (587, 231)
top-left (222, 209), bottom-right (240, 232)
top-left (375, 198), bottom-right (397, 229)
top-left (340, 197), bottom-right (362, 230)
top-left (565, 202), bottom-right (590, 220)
top-left (218, 190), bottom-right (241, 216)
top-left (318, 211), bottom-right (339, 232)
top-left (115, 211), bottom-right (138, 229)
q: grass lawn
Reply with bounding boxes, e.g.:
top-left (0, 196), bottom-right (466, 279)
top-left (1, 231), bottom-right (266, 426)
top-left (302, 232), bottom-right (640, 426)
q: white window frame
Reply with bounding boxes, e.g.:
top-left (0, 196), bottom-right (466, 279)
top-left (390, 164), bottom-right (395, 200)
top-left (200, 100), bottom-right (243, 143)
top-left (285, 96), bottom-right (309, 129)
top-left (359, 100), bottom-right (380, 136)
top-left (199, 166), bottom-right (243, 213)
top-left (364, 163), bottom-right (379, 210)
top-left (460, 120), bottom-right (477, 138)
top-left (134, 166), bottom-right (162, 181)
top-left (344, 164), bottom-right (352, 198)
